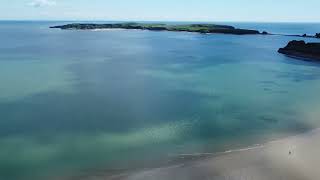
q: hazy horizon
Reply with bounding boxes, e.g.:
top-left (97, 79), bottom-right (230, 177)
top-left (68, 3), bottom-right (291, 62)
top-left (1, 0), bottom-right (320, 22)
top-left (1, 19), bottom-right (320, 24)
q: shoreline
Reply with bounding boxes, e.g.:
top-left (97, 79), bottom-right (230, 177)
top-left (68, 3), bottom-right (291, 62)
top-left (50, 23), bottom-right (262, 35)
top-left (71, 128), bottom-right (320, 180)
top-left (50, 23), bottom-right (320, 39)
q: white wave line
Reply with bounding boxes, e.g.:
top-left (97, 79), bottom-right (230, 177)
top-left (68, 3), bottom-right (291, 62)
top-left (176, 144), bottom-right (264, 157)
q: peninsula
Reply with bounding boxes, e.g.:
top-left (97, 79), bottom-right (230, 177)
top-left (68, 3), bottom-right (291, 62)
top-left (50, 23), bottom-right (261, 35)
top-left (278, 40), bottom-right (320, 61)
top-left (281, 33), bottom-right (320, 39)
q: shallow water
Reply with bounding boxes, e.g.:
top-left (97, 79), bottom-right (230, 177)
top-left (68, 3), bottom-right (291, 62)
top-left (1, 21), bottom-right (320, 180)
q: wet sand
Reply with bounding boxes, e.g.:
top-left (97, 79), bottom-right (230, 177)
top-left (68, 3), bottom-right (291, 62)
top-left (78, 128), bottom-right (320, 180)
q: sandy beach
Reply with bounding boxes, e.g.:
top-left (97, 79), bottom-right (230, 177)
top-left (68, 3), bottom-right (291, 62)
top-left (75, 128), bottom-right (320, 180)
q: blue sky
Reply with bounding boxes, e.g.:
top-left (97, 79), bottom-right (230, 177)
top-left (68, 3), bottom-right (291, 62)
top-left (1, 0), bottom-right (320, 22)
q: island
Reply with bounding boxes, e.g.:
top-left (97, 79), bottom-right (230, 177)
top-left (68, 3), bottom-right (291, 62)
top-left (50, 22), bottom-right (262, 35)
top-left (278, 40), bottom-right (320, 61)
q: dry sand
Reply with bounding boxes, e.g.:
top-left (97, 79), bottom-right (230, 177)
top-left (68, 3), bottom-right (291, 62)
top-left (74, 129), bottom-right (320, 180)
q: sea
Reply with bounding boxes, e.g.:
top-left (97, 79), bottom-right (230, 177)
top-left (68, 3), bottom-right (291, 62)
top-left (0, 21), bottom-right (320, 180)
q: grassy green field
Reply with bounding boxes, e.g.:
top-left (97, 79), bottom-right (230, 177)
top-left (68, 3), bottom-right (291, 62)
top-left (51, 23), bottom-right (261, 35)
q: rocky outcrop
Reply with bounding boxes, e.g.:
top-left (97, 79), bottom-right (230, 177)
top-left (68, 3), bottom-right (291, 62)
top-left (278, 40), bottom-right (320, 61)
top-left (281, 33), bottom-right (320, 39)
top-left (297, 33), bottom-right (320, 38)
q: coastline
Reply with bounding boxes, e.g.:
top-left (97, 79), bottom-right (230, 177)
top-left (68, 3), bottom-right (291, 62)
top-left (50, 23), bottom-right (262, 35)
top-left (72, 128), bottom-right (320, 180)
top-left (50, 23), bottom-right (320, 39)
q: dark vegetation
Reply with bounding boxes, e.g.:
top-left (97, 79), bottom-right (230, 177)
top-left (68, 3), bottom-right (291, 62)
top-left (50, 22), bottom-right (261, 35)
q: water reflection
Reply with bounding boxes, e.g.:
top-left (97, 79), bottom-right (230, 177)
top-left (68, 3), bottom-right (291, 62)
top-left (1, 22), bottom-right (320, 180)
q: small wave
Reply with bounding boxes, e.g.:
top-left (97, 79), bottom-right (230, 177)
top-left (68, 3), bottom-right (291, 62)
top-left (176, 144), bottom-right (264, 158)
top-left (91, 28), bottom-right (127, 31)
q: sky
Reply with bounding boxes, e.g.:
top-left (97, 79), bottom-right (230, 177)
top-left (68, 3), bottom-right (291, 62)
top-left (1, 0), bottom-right (320, 22)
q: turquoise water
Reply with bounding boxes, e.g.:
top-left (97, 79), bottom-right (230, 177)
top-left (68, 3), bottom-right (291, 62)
top-left (1, 21), bottom-right (320, 180)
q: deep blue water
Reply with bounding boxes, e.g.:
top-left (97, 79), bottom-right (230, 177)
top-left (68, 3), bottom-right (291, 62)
top-left (1, 21), bottom-right (320, 180)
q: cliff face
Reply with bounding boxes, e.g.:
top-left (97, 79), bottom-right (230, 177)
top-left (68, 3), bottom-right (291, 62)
top-left (278, 40), bottom-right (320, 61)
